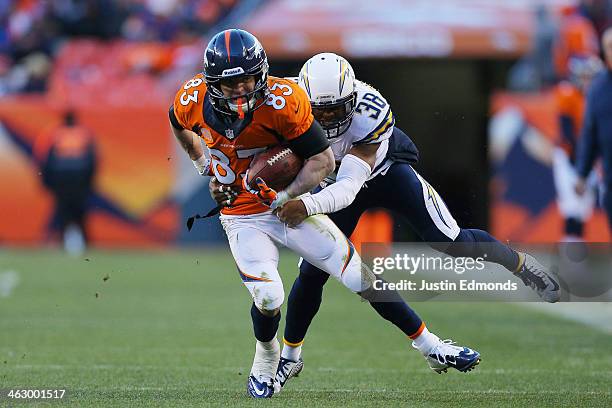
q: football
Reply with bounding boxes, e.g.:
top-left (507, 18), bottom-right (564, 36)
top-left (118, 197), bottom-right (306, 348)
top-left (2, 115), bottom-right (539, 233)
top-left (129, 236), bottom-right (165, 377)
top-left (246, 145), bottom-right (303, 191)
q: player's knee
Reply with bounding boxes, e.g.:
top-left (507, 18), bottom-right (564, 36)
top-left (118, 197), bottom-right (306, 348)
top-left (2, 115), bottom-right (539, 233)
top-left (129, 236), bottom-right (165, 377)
top-left (256, 306), bottom-right (281, 317)
top-left (340, 257), bottom-right (375, 294)
top-left (252, 281), bottom-right (285, 312)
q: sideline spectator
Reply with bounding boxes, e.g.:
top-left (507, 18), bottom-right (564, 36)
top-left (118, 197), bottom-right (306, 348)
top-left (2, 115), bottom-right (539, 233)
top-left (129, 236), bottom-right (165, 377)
top-left (553, 54), bottom-right (604, 241)
top-left (34, 110), bottom-right (97, 255)
top-left (575, 27), bottom-right (612, 232)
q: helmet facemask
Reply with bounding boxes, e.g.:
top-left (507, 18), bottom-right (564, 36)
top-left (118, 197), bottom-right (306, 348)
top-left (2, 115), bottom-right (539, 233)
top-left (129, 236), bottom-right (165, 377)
top-left (206, 62), bottom-right (270, 118)
top-left (312, 91), bottom-right (357, 139)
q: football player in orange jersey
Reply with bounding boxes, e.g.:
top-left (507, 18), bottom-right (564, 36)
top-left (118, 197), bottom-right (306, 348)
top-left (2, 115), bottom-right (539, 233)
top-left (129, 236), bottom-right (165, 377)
top-left (169, 29), bottom-right (439, 398)
top-left (169, 29), bottom-right (338, 398)
top-left (553, 54), bottom-right (603, 240)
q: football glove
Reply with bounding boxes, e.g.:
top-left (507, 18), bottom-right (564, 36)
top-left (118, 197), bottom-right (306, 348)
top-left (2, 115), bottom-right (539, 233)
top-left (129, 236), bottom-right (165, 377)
top-left (243, 173), bottom-right (290, 209)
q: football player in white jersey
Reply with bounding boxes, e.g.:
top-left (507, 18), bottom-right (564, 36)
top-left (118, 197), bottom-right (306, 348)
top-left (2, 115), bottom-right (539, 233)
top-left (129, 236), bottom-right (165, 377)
top-left (268, 53), bottom-right (561, 391)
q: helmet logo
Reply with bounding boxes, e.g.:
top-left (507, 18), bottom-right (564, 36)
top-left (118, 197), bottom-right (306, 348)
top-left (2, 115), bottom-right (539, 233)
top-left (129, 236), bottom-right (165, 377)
top-left (299, 66), bottom-right (312, 98)
top-left (222, 67), bottom-right (245, 77)
top-left (339, 60), bottom-right (348, 95)
top-left (253, 41), bottom-right (264, 58)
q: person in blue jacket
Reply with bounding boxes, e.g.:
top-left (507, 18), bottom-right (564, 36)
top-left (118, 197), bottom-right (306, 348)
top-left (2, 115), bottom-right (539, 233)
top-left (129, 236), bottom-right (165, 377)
top-left (575, 27), bottom-right (612, 232)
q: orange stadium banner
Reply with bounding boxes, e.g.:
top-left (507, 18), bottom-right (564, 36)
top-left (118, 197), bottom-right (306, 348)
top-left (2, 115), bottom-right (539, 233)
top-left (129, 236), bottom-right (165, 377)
top-left (244, 0), bottom-right (574, 58)
top-left (0, 96), bottom-right (178, 247)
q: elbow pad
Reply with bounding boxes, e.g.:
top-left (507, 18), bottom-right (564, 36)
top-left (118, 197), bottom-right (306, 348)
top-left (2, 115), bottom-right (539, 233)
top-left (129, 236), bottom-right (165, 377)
top-left (301, 154), bottom-right (371, 215)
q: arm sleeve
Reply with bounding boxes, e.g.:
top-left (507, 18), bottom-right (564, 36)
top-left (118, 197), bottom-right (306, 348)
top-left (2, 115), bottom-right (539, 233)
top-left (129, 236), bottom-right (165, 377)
top-left (300, 154), bottom-right (371, 215)
top-left (575, 91), bottom-right (599, 178)
top-left (288, 120), bottom-right (330, 160)
top-left (169, 106), bottom-right (184, 130)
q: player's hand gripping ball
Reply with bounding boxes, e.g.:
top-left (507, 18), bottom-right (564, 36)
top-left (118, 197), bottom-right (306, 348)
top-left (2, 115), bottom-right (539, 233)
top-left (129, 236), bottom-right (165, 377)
top-left (244, 145), bottom-right (302, 209)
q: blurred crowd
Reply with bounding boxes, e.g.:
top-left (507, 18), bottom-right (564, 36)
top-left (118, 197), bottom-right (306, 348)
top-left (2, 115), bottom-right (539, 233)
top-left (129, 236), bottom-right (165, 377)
top-left (511, 0), bottom-right (612, 91)
top-left (0, 0), bottom-right (239, 96)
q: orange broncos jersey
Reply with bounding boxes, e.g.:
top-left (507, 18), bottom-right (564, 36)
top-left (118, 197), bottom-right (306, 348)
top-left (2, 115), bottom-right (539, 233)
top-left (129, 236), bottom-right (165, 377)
top-left (554, 80), bottom-right (585, 156)
top-left (173, 74), bottom-right (314, 215)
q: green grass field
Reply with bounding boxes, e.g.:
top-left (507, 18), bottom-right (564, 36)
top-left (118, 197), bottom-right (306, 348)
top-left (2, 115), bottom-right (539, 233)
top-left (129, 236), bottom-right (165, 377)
top-left (1, 249), bottom-right (610, 407)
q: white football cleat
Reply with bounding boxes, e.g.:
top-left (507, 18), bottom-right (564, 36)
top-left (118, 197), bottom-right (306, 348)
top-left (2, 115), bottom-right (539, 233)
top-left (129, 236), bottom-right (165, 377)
top-left (514, 252), bottom-right (560, 303)
top-left (415, 338), bottom-right (481, 374)
top-left (274, 356), bottom-right (304, 393)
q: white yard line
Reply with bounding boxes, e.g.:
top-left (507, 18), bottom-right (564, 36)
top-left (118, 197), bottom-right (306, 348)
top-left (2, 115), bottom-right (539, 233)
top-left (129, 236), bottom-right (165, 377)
top-left (0, 270), bottom-right (19, 298)
top-left (520, 303), bottom-right (612, 335)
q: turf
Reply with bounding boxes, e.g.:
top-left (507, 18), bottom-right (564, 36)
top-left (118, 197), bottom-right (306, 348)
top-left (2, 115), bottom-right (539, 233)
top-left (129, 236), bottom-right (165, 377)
top-left (0, 249), bottom-right (610, 407)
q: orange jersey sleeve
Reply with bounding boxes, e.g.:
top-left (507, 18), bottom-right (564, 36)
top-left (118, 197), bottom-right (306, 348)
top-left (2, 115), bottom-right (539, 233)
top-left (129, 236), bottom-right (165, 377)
top-left (554, 81), bottom-right (584, 128)
top-left (266, 76), bottom-right (314, 141)
top-left (172, 73), bottom-right (208, 131)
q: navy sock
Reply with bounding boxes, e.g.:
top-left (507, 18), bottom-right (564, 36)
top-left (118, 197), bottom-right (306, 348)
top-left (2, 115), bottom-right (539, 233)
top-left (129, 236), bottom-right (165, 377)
top-left (445, 228), bottom-right (520, 271)
top-left (361, 282), bottom-right (423, 337)
top-left (283, 271), bottom-right (327, 345)
top-left (251, 303), bottom-right (280, 342)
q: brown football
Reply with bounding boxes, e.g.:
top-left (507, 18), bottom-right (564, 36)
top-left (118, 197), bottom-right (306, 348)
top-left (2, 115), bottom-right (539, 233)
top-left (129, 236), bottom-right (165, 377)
top-left (247, 145), bottom-right (303, 191)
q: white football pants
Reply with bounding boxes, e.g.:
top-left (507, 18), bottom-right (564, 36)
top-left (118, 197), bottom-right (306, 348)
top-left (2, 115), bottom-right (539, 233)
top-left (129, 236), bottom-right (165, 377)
top-left (220, 211), bottom-right (369, 311)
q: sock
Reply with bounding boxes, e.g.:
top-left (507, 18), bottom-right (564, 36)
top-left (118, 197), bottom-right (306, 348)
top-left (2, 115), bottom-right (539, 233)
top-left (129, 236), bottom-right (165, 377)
top-left (361, 280), bottom-right (423, 337)
top-left (281, 339), bottom-right (302, 361)
top-left (411, 325), bottom-right (439, 355)
top-left (283, 270), bottom-right (327, 345)
top-left (251, 303), bottom-right (280, 342)
top-left (446, 228), bottom-right (521, 271)
top-left (257, 338), bottom-right (280, 353)
top-left (252, 338), bottom-right (280, 379)
top-left (369, 300), bottom-right (423, 337)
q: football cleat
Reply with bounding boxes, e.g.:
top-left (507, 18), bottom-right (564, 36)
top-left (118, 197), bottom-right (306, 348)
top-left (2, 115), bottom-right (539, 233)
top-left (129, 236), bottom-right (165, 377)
top-left (415, 339), bottom-right (481, 374)
top-left (247, 374), bottom-right (275, 398)
top-left (515, 252), bottom-right (560, 303)
top-left (247, 338), bottom-right (280, 398)
top-left (274, 357), bottom-right (304, 393)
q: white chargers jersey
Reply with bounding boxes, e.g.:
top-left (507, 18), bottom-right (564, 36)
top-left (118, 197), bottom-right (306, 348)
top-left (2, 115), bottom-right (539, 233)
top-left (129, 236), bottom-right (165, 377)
top-left (333, 80), bottom-right (394, 174)
top-left (323, 80), bottom-right (394, 185)
top-left (286, 78), bottom-right (395, 184)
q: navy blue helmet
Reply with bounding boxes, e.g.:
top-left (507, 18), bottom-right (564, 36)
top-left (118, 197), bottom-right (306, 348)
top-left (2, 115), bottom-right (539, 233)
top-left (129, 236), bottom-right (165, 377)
top-left (203, 29), bottom-right (269, 116)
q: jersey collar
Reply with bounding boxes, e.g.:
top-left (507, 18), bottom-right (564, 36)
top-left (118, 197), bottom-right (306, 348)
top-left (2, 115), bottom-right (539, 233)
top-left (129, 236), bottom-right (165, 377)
top-left (202, 91), bottom-right (254, 140)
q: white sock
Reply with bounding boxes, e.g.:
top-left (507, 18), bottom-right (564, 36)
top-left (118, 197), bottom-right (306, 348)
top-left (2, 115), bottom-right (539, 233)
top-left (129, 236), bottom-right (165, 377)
top-left (251, 338), bottom-right (280, 379)
top-left (281, 341), bottom-right (302, 361)
top-left (412, 327), bottom-right (439, 355)
top-left (257, 338), bottom-right (279, 352)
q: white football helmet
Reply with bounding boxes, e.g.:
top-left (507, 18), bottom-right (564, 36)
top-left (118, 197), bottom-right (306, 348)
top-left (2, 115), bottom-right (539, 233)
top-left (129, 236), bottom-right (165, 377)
top-left (298, 53), bottom-right (357, 138)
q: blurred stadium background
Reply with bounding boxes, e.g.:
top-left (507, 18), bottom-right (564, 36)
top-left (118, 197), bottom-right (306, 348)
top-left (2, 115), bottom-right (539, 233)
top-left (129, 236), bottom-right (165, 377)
top-left (1, 0), bottom-right (611, 406)
top-left (1, 0), bottom-right (610, 247)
